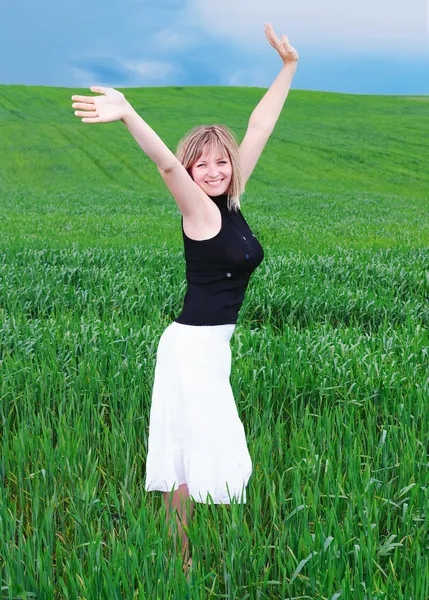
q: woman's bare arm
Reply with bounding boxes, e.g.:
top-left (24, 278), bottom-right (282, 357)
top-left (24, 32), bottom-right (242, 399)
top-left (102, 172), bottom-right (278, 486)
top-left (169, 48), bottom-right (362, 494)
top-left (121, 104), bottom-right (177, 171)
top-left (72, 85), bottom-right (209, 217)
top-left (72, 86), bottom-right (178, 171)
top-left (248, 24), bottom-right (299, 132)
top-left (235, 24), bottom-right (299, 184)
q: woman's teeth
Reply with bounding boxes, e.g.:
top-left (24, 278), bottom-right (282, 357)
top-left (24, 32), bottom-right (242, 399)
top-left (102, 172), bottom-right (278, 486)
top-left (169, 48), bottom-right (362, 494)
top-left (206, 180), bottom-right (223, 186)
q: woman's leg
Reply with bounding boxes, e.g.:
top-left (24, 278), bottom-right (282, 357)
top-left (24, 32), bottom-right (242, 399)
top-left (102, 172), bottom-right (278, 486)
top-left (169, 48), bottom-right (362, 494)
top-left (163, 483), bottom-right (195, 576)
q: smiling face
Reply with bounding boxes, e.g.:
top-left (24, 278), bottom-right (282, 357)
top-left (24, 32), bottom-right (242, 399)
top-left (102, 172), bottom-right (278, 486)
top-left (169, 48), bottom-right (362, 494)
top-left (190, 144), bottom-right (233, 196)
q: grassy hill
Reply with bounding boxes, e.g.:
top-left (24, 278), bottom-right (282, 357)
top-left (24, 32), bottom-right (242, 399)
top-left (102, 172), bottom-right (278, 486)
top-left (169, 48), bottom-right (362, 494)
top-left (0, 84), bottom-right (428, 250)
top-left (1, 85), bottom-right (429, 599)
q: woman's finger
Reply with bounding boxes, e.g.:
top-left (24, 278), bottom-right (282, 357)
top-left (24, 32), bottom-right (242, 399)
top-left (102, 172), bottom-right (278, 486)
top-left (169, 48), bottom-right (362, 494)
top-left (90, 86), bottom-right (109, 94)
top-left (82, 117), bottom-right (102, 124)
top-left (75, 110), bottom-right (98, 118)
top-left (72, 102), bottom-right (95, 110)
top-left (266, 23), bottom-right (280, 43)
top-left (71, 95), bottom-right (95, 103)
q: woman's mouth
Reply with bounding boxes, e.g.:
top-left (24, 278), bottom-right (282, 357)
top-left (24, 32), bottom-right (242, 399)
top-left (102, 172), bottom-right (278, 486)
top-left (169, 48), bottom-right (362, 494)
top-left (206, 179), bottom-right (224, 187)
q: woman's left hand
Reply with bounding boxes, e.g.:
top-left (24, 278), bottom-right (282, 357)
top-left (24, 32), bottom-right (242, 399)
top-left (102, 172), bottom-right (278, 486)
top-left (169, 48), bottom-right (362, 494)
top-left (264, 23), bottom-right (299, 65)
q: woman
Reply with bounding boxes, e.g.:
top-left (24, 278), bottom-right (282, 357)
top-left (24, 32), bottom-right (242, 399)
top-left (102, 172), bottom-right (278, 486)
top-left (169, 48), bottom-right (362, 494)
top-left (71, 23), bottom-right (298, 582)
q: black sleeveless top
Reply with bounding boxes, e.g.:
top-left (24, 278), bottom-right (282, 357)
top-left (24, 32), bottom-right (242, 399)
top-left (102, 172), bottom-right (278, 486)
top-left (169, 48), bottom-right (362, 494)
top-left (174, 193), bottom-right (264, 325)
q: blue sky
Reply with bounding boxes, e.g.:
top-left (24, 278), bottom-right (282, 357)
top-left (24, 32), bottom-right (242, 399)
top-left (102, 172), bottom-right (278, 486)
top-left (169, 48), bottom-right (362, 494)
top-left (2, 0), bottom-right (429, 94)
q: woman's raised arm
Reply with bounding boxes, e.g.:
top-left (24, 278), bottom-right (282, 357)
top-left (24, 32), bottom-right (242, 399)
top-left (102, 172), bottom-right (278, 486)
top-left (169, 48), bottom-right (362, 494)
top-left (246, 24), bottom-right (299, 132)
top-left (71, 86), bottom-right (178, 171)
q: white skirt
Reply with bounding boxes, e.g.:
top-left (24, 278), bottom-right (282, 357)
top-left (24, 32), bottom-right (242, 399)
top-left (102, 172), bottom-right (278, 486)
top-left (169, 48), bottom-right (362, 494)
top-left (144, 320), bottom-right (253, 504)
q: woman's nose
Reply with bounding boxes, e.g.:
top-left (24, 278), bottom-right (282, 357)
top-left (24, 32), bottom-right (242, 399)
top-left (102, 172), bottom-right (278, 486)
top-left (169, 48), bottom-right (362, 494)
top-left (207, 166), bottom-right (219, 177)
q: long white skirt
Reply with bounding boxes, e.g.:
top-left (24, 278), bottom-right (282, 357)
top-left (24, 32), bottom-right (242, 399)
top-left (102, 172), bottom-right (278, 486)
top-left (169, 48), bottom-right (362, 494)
top-left (144, 320), bottom-right (252, 504)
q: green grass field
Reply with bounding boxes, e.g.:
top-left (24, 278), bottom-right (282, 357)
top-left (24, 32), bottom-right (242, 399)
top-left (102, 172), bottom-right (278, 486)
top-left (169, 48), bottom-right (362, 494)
top-left (0, 84), bottom-right (428, 599)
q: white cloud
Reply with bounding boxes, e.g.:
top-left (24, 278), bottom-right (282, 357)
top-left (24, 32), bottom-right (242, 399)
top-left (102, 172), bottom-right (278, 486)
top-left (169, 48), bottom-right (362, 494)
top-left (124, 60), bottom-right (175, 79)
top-left (227, 69), bottom-right (266, 87)
top-left (189, 0), bottom-right (429, 54)
top-left (70, 59), bottom-right (180, 88)
top-left (146, 28), bottom-right (196, 52)
top-left (71, 68), bottom-right (96, 88)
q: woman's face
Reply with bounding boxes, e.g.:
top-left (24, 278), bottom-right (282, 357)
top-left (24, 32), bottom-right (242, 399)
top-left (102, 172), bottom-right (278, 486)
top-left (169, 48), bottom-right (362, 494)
top-left (190, 146), bottom-right (232, 196)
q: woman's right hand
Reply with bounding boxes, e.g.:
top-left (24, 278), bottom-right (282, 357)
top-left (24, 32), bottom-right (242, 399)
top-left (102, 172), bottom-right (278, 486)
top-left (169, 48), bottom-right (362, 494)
top-left (71, 86), bottom-right (132, 123)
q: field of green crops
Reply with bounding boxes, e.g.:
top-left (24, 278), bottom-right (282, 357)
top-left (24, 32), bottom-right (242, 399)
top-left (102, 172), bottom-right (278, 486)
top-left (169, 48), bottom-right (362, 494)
top-left (1, 83), bottom-right (429, 599)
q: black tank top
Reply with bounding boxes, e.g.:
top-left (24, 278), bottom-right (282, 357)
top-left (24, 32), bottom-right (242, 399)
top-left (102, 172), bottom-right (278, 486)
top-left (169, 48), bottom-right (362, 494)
top-left (174, 193), bottom-right (264, 325)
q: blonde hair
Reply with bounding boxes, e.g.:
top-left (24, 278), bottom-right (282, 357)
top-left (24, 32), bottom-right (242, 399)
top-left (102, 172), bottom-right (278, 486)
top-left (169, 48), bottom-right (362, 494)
top-left (175, 124), bottom-right (244, 212)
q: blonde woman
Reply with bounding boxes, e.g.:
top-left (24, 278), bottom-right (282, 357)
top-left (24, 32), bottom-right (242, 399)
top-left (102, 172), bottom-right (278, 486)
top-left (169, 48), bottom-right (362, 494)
top-left (72, 23), bottom-right (298, 582)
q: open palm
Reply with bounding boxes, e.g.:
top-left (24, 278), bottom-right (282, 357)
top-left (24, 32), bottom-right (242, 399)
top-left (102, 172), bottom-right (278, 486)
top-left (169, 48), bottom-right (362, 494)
top-left (264, 23), bottom-right (299, 64)
top-left (71, 86), bottom-right (130, 123)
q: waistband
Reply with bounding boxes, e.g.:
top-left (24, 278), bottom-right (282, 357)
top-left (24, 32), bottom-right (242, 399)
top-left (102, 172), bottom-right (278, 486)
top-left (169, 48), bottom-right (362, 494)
top-left (168, 320), bottom-right (235, 344)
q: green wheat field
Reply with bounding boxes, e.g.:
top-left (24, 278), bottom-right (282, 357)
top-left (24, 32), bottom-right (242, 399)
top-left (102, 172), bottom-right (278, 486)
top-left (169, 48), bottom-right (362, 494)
top-left (1, 83), bottom-right (428, 599)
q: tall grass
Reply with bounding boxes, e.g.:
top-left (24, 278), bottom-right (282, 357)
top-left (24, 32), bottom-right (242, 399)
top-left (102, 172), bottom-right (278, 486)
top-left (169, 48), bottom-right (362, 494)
top-left (0, 85), bottom-right (428, 598)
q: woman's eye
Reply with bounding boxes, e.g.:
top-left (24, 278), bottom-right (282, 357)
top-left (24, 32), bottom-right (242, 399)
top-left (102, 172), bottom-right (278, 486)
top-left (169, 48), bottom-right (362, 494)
top-left (197, 161), bottom-right (227, 167)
